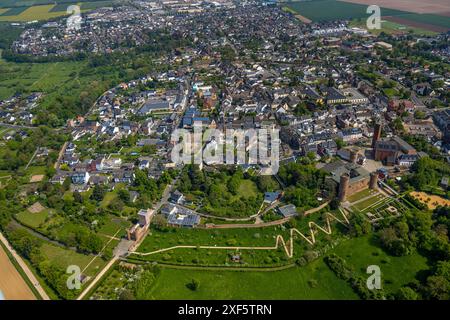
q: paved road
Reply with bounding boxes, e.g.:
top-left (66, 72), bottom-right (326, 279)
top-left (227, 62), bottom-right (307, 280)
top-left (0, 232), bottom-right (50, 300)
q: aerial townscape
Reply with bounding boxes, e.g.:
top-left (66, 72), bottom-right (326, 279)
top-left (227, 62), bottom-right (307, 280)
top-left (0, 0), bottom-right (449, 304)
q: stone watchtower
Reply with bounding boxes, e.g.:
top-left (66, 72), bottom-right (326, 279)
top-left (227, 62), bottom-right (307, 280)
top-left (369, 172), bottom-right (378, 190)
top-left (338, 173), bottom-right (350, 202)
top-left (350, 150), bottom-right (358, 164)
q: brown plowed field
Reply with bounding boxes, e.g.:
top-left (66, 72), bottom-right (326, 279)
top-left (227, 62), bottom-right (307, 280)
top-left (0, 245), bottom-right (36, 300)
top-left (339, 0), bottom-right (450, 15)
top-left (384, 16), bottom-right (449, 32)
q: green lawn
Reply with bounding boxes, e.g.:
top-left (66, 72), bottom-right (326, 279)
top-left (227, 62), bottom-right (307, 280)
top-left (97, 215), bottom-right (130, 238)
top-left (40, 242), bottom-right (106, 277)
top-left (137, 226), bottom-right (291, 254)
top-left (237, 179), bottom-right (258, 199)
top-left (332, 235), bottom-right (429, 294)
top-left (349, 19), bottom-right (438, 36)
top-left (351, 194), bottom-right (385, 212)
top-left (347, 189), bottom-right (377, 203)
top-left (16, 209), bottom-right (49, 228)
top-left (141, 261), bottom-right (358, 300)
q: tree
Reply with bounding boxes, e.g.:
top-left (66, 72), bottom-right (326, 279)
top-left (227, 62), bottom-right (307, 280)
top-left (425, 275), bottom-right (449, 300)
top-left (395, 287), bottom-right (419, 300)
top-left (152, 214), bottom-right (167, 231)
top-left (118, 189), bottom-right (130, 203)
top-left (91, 184), bottom-right (106, 202)
top-left (256, 175), bottom-right (278, 192)
top-left (119, 289), bottom-right (135, 300)
top-left (186, 279), bottom-right (200, 291)
top-left (73, 191), bottom-right (83, 204)
top-left (62, 177), bottom-right (71, 191)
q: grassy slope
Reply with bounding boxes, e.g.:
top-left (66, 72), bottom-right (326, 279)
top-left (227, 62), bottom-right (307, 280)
top-left (126, 234), bottom-right (429, 299)
top-left (40, 242), bottom-right (106, 277)
top-left (332, 235), bottom-right (429, 293)
top-left (148, 261), bottom-right (359, 300)
top-left (16, 209), bottom-right (49, 228)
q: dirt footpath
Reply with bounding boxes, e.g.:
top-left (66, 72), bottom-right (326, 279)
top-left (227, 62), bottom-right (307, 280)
top-left (0, 245), bottom-right (36, 300)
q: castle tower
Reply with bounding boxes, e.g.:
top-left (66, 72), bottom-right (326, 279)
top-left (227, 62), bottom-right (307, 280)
top-left (369, 172), bottom-right (378, 190)
top-left (338, 174), bottom-right (350, 202)
top-left (372, 123), bottom-right (382, 149)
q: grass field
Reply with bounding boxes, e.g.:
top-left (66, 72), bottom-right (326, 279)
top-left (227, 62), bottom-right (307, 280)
top-left (149, 261), bottom-right (359, 299)
top-left (0, 6), bottom-right (28, 16)
top-left (49, 3), bottom-right (77, 12)
top-left (347, 188), bottom-right (377, 203)
top-left (350, 19), bottom-right (438, 36)
top-left (94, 259), bottom-right (359, 300)
top-left (97, 214), bottom-right (130, 238)
top-left (16, 209), bottom-right (49, 228)
top-left (80, 0), bottom-right (114, 10)
top-left (40, 242), bottom-right (106, 277)
top-left (332, 235), bottom-right (429, 293)
top-left (391, 13), bottom-right (450, 30)
top-left (351, 193), bottom-right (385, 212)
top-left (0, 58), bottom-right (85, 100)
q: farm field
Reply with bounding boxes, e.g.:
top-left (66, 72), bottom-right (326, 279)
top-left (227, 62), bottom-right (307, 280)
top-left (339, 0), bottom-right (450, 15)
top-left (284, 0), bottom-right (450, 32)
top-left (384, 14), bottom-right (450, 33)
top-left (0, 5), bottom-right (68, 21)
top-left (0, 1), bottom-right (116, 21)
top-left (0, 242), bottom-right (36, 300)
top-left (284, 0), bottom-right (408, 22)
top-left (349, 19), bottom-right (438, 36)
